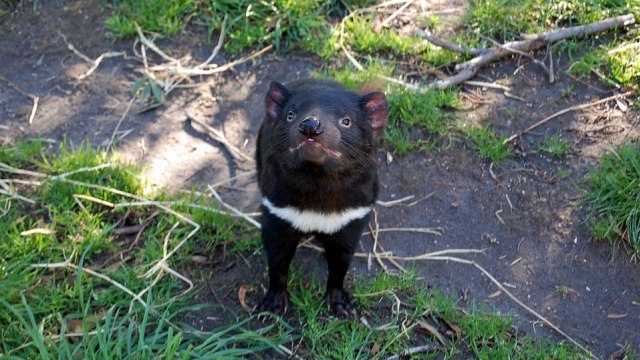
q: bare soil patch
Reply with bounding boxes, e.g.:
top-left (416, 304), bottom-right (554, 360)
top-left (1, 1), bottom-right (639, 357)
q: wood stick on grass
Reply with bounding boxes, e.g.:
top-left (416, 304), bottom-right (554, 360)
top-left (207, 185), bottom-right (261, 228)
top-left (59, 31), bottom-right (126, 80)
top-left (78, 51), bottom-right (126, 80)
top-left (33, 256), bottom-right (148, 308)
top-left (479, 34), bottom-right (553, 81)
top-left (416, 14), bottom-right (635, 90)
top-left (425, 255), bottom-right (596, 359)
top-left (302, 240), bottom-right (593, 358)
top-left (362, 227), bottom-right (443, 236)
top-left (376, 195), bottom-right (415, 207)
top-left (369, 209), bottom-right (392, 273)
top-left (135, 23), bottom-right (179, 63)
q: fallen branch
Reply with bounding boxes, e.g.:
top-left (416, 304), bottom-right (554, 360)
top-left (376, 195), bottom-right (415, 207)
top-left (522, 14), bottom-right (636, 42)
top-left (415, 14), bottom-right (635, 90)
top-left (479, 34), bottom-right (553, 81)
top-left (504, 90), bottom-right (637, 143)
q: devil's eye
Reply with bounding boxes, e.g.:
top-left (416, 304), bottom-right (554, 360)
top-left (340, 117), bottom-right (352, 127)
top-left (286, 111), bottom-right (296, 122)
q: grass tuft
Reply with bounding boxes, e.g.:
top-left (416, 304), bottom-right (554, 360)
top-left (106, 0), bottom-right (198, 37)
top-left (587, 144), bottom-right (640, 257)
top-left (538, 134), bottom-right (572, 157)
top-left (107, 0), bottom-right (377, 54)
top-left (464, 125), bottom-right (512, 163)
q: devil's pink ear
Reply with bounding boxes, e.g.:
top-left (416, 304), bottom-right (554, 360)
top-left (360, 92), bottom-right (388, 130)
top-left (265, 82), bottom-right (290, 120)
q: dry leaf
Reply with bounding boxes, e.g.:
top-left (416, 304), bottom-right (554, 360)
top-left (238, 284), bottom-right (252, 313)
top-left (417, 320), bottom-right (448, 345)
top-left (442, 318), bottom-right (462, 339)
top-left (488, 290), bottom-right (502, 298)
top-left (371, 342), bottom-right (381, 355)
top-left (615, 98), bottom-right (629, 112)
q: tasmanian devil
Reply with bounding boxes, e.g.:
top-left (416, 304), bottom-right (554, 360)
top-left (255, 78), bottom-right (388, 316)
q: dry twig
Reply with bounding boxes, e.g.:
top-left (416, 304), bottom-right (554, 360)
top-left (106, 97), bottom-right (136, 152)
top-left (59, 31), bottom-right (126, 80)
top-left (416, 29), bottom-right (485, 56)
top-left (207, 185), bottom-right (261, 228)
top-left (0, 75), bottom-right (39, 124)
top-left (187, 115), bottom-right (254, 163)
top-left (380, 0), bottom-right (414, 29)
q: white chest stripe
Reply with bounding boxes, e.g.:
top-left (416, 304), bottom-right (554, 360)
top-left (262, 197), bottom-right (371, 234)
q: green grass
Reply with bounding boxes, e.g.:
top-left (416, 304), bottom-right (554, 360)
top-left (1, 141), bottom-right (592, 358)
top-left (105, 0), bottom-right (639, 87)
top-left (325, 14), bottom-right (458, 65)
top-left (466, 0), bottom-right (638, 42)
top-left (278, 269), bottom-right (585, 359)
top-left (107, 0), bottom-right (375, 54)
top-left (463, 125), bottom-right (513, 163)
top-left (106, 0), bottom-right (197, 37)
top-left (586, 144), bottom-right (640, 258)
top-left (568, 34), bottom-right (640, 87)
top-left (538, 134), bottom-right (572, 157)
top-left (0, 140), bottom-right (276, 357)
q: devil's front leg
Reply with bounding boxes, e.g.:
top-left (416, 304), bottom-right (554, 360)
top-left (317, 214), bottom-right (370, 317)
top-left (256, 210), bottom-right (302, 314)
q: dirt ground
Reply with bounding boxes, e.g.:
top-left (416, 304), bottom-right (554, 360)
top-left (1, 1), bottom-right (639, 358)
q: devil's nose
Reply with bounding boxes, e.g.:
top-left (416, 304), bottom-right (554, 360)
top-left (298, 117), bottom-right (323, 137)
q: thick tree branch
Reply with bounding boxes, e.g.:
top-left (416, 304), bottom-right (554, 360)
top-left (416, 14), bottom-right (635, 90)
top-left (521, 14), bottom-right (635, 42)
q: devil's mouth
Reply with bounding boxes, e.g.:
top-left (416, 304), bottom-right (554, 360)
top-left (289, 139), bottom-right (342, 159)
top-left (289, 138), bottom-right (320, 152)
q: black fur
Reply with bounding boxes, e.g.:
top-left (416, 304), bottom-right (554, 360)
top-left (256, 78), bottom-right (388, 316)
